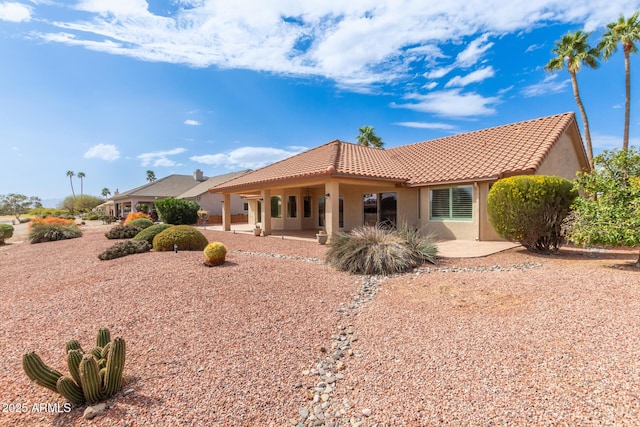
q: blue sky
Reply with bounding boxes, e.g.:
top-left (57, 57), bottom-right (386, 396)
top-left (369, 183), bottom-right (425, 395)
top-left (1, 1), bottom-right (639, 204)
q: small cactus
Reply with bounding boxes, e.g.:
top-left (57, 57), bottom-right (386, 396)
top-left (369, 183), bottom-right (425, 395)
top-left (203, 241), bottom-right (227, 266)
top-left (22, 328), bottom-right (126, 406)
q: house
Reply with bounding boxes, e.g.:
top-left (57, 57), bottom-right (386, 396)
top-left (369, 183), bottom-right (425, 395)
top-left (177, 170), bottom-right (251, 223)
top-left (105, 169), bottom-right (249, 221)
top-left (209, 112), bottom-right (589, 241)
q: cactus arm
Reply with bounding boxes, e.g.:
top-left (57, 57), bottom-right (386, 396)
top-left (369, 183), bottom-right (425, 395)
top-left (65, 339), bottom-right (83, 354)
top-left (56, 376), bottom-right (85, 405)
top-left (89, 346), bottom-right (102, 360)
top-left (79, 355), bottom-right (103, 403)
top-left (66, 349), bottom-right (83, 387)
top-left (22, 352), bottom-right (63, 393)
top-left (101, 342), bottom-right (111, 359)
top-left (96, 328), bottom-right (111, 348)
top-left (103, 337), bottom-right (126, 398)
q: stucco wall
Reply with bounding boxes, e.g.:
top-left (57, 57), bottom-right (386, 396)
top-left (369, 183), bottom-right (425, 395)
top-left (535, 132), bottom-right (584, 180)
top-left (197, 193), bottom-right (247, 216)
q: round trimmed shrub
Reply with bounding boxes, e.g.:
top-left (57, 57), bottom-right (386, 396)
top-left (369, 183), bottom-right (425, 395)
top-left (487, 175), bottom-right (577, 253)
top-left (203, 242), bottom-right (227, 266)
top-left (133, 223), bottom-right (173, 244)
top-left (0, 224), bottom-right (14, 244)
top-left (126, 218), bottom-right (154, 229)
top-left (152, 225), bottom-right (208, 251)
top-left (105, 224), bottom-right (142, 239)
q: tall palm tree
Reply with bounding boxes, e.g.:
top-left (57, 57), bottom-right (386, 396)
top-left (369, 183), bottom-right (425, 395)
top-left (356, 125), bottom-right (384, 148)
top-left (77, 171), bottom-right (86, 196)
top-left (146, 170), bottom-right (157, 182)
top-left (66, 170), bottom-right (76, 198)
top-left (545, 30), bottom-right (599, 169)
top-left (101, 187), bottom-right (111, 199)
top-left (599, 11), bottom-right (640, 150)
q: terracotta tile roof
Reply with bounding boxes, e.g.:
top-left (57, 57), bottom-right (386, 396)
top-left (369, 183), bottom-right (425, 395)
top-left (113, 174), bottom-right (202, 199)
top-left (389, 112), bottom-right (582, 185)
top-left (211, 112), bottom-right (586, 192)
top-left (178, 170), bottom-right (251, 198)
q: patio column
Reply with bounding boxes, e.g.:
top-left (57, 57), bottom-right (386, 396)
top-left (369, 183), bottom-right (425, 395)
top-left (261, 189), bottom-right (271, 236)
top-left (324, 180), bottom-right (339, 238)
top-left (222, 193), bottom-right (231, 231)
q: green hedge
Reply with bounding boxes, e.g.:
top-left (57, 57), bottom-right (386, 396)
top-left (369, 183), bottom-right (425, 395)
top-left (487, 175), bottom-right (577, 253)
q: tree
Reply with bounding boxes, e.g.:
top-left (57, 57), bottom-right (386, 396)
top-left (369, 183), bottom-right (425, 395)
top-left (569, 148), bottom-right (640, 267)
top-left (101, 188), bottom-right (111, 199)
top-left (356, 125), bottom-right (384, 148)
top-left (66, 171), bottom-right (76, 198)
top-left (0, 193), bottom-right (42, 221)
top-left (77, 172), bottom-right (86, 196)
top-left (60, 194), bottom-right (104, 213)
top-left (146, 170), bottom-right (156, 182)
top-left (545, 30), bottom-right (599, 169)
top-left (599, 11), bottom-right (640, 151)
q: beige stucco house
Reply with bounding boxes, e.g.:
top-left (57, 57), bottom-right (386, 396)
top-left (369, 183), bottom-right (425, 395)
top-left (104, 169), bottom-right (249, 220)
top-left (210, 112), bottom-right (590, 241)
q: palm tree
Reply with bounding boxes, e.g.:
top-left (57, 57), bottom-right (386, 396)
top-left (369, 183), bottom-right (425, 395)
top-left (66, 170), bottom-right (76, 198)
top-left (356, 125), bottom-right (384, 148)
top-left (146, 170), bottom-right (157, 182)
top-left (101, 187), bottom-right (111, 199)
top-left (599, 11), bottom-right (640, 150)
top-left (545, 30), bottom-right (599, 169)
top-left (77, 172), bottom-right (86, 196)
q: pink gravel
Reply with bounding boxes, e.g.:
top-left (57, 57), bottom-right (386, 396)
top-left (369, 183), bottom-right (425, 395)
top-left (1, 223), bottom-right (640, 426)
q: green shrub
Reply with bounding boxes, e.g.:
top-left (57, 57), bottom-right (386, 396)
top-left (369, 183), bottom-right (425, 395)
top-left (487, 175), bottom-right (577, 253)
top-left (105, 224), bottom-right (142, 239)
top-left (98, 240), bottom-right (152, 260)
top-left (28, 224), bottom-right (83, 244)
top-left (154, 197), bottom-right (199, 225)
top-left (326, 225), bottom-right (437, 275)
top-left (86, 213), bottom-right (101, 220)
top-left (0, 224), bottom-right (14, 244)
top-left (152, 225), bottom-right (208, 251)
top-left (133, 224), bottom-right (173, 244)
top-left (126, 218), bottom-right (154, 229)
top-left (397, 223), bottom-right (438, 265)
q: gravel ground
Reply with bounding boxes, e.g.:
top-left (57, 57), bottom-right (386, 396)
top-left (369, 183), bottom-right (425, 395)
top-left (1, 223), bottom-right (639, 426)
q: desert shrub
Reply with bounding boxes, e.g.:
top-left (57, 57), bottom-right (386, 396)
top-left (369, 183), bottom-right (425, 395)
top-left (133, 224), bottom-right (173, 244)
top-left (0, 224), bottom-right (14, 244)
top-left (30, 216), bottom-right (75, 227)
top-left (105, 224), bottom-right (142, 239)
top-left (203, 242), bottom-right (227, 266)
top-left (123, 211), bottom-right (151, 225)
top-left (326, 225), bottom-right (437, 275)
top-left (28, 223), bottom-right (82, 243)
top-left (487, 175), bottom-right (577, 253)
top-left (126, 218), bottom-right (154, 229)
top-left (154, 197), bottom-right (199, 225)
top-left (98, 240), bottom-right (152, 260)
top-left (86, 213), bottom-right (101, 220)
top-left (397, 223), bottom-right (438, 265)
top-left (152, 225), bottom-right (208, 251)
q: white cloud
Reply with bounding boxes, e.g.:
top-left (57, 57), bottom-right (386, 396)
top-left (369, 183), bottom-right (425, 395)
top-left (525, 43), bottom-right (544, 53)
top-left (422, 82), bottom-right (437, 90)
top-left (184, 119), bottom-right (201, 126)
top-left (84, 144), bottom-right (121, 161)
top-left (521, 74), bottom-right (570, 97)
top-left (23, 1), bottom-right (632, 90)
top-left (394, 89), bottom-right (500, 117)
top-left (190, 146), bottom-right (307, 169)
top-left (137, 147), bottom-right (186, 167)
top-left (591, 133), bottom-right (640, 153)
top-left (0, 2), bottom-right (31, 22)
top-left (395, 121), bottom-right (456, 130)
top-left (445, 66), bottom-right (495, 88)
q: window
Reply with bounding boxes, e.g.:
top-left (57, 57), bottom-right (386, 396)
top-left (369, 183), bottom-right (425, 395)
top-left (363, 192), bottom-right (397, 226)
top-left (303, 196), bottom-right (312, 218)
top-left (243, 202), bottom-right (248, 211)
top-left (270, 196), bottom-right (281, 218)
top-left (318, 196), bottom-right (325, 226)
top-left (287, 195), bottom-right (297, 218)
top-left (430, 186), bottom-right (472, 220)
top-left (318, 196), bottom-right (344, 227)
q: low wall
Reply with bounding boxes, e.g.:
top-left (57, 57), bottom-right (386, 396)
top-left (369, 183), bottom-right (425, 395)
top-left (206, 214), bottom-right (248, 224)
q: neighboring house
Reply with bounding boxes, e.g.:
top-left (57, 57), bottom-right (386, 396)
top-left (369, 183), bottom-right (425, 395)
top-left (210, 112), bottom-right (590, 241)
top-left (178, 170), bottom-right (250, 223)
top-left (106, 169), bottom-right (248, 220)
